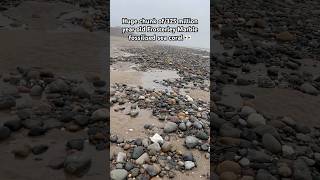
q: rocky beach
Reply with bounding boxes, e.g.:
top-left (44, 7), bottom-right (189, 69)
top-left (110, 30), bottom-right (210, 180)
top-left (0, 0), bottom-right (107, 179)
top-left (212, 0), bottom-right (320, 179)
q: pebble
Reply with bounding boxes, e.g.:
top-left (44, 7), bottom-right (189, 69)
top-left (193, 121), bottom-right (203, 129)
top-left (132, 146), bottom-right (144, 159)
top-left (254, 125), bottom-right (280, 139)
top-left (111, 169), bottom-right (128, 180)
top-left (282, 116), bottom-right (296, 127)
top-left (124, 162), bottom-right (134, 171)
top-left (0, 126), bottom-right (11, 140)
top-left (91, 108), bottom-right (107, 122)
top-left (136, 153), bottom-right (149, 165)
top-left (182, 151), bottom-right (194, 161)
top-left (282, 145), bottom-right (295, 158)
top-left (240, 106), bottom-right (256, 117)
top-left (216, 160), bottom-right (241, 175)
top-left (130, 168), bottom-right (140, 177)
top-left (30, 85), bottom-right (43, 96)
top-left (4, 117), bottom-right (22, 131)
top-left (110, 135), bottom-right (118, 142)
top-left (195, 130), bottom-right (209, 140)
top-left (293, 158), bottom-right (312, 180)
top-left (247, 113), bottom-right (266, 127)
top-left (150, 133), bottom-right (163, 144)
top-left (185, 95), bottom-right (193, 102)
top-left (12, 145), bottom-right (31, 158)
top-left (148, 143), bottom-right (161, 152)
top-left (47, 79), bottom-right (69, 93)
top-left (238, 118), bottom-right (247, 126)
top-left (184, 161), bottom-right (195, 170)
top-left (144, 164), bottom-right (161, 177)
top-left (247, 150), bottom-right (271, 163)
top-left (0, 96), bottom-right (16, 110)
top-left (256, 169), bottom-right (277, 180)
top-left (161, 142), bottom-right (173, 152)
top-left (163, 122), bottom-right (178, 133)
top-left (116, 152), bottom-right (127, 163)
top-left (262, 133), bottom-right (282, 153)
top-left (32, 145), bottom-right (48, 155)
top-left (185, 136), bottom-right (200, 148)
top-left (201, 143), bottom-right (210, 151)
top-left (64, 152), bottom-right (92, 177)
top-left (66, 139), bottom-right (84, 151)
top-left (130, 109), bottom-right (139, 117)
top-left (300, 83), bottom-right (319, 95)
top-left (278, 165), bottom-right (292, 177)
top-left (178, 122), bottom-right (187, 131)
top-left (239, 158), bottom-right (250, 167)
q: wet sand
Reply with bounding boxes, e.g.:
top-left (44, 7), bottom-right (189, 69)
top-left (249, 87), bottom-right (320, 126)
top-left (110, 105), bottom-right (162, 139)
top-left (220, 84), bottom-right (320, 127)
top-left (0, 129), bottom-right (106, 180)
top-left (110, 36), bottom-right (155, 58)
top-left (186, 89), bottom-right (210, 102)
top-left (0, 30), bottom-right (107, 78)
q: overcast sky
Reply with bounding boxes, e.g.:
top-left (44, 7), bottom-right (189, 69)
top-left (110, 0), bottom-right (210, 49)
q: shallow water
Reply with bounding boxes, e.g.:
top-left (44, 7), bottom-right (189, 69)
top-left (141, 69), bottom-right (180, 90)
top-left (111, 61), bottom-right (180, 91)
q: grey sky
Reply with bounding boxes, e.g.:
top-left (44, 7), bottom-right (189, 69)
top-left (111, 0), bottom-right (210, 49)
